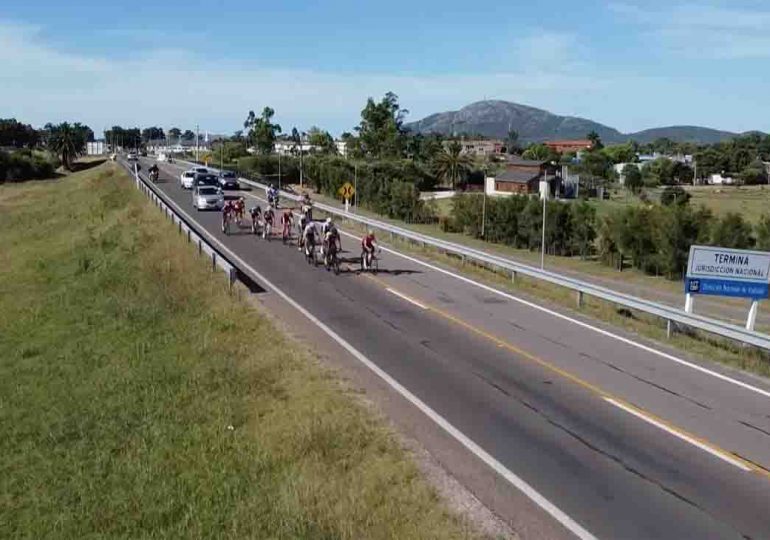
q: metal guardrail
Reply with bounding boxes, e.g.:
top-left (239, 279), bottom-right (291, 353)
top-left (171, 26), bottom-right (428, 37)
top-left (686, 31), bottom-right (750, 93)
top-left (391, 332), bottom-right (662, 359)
top-left (122, 160), bottom-right (237, 289)
top-left (171, 158), bottom-right (770, 351)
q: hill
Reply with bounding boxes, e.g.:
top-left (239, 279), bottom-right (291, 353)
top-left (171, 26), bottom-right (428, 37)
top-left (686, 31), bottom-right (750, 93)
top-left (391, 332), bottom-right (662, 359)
top-left (405, 100), bottom-right (741, 144)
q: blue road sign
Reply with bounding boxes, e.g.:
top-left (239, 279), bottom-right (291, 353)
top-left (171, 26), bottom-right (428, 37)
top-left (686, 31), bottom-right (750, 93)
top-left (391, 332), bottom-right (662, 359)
top-left (685, 278), bottom-right (769, 300)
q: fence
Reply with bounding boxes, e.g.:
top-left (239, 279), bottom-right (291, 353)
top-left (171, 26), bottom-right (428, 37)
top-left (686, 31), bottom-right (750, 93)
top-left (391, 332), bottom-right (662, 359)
top-left (122, 161), bottom-right (238, 290)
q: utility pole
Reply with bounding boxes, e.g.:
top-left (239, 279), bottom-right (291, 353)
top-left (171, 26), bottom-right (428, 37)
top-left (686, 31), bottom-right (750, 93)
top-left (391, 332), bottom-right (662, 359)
top-left (299, 135), bottom-right (304, 189)
top-left (278, 152), bottom-right (282, 191)
top-left (220, 142), bottom-right (223, 170)
top-left (195, 124), bottom-right (199, 163)
top-left (481, 167), bottom-right (487, 238)
top-left (354, 163), bottom-right (358, 213)
top-left (541, 171), bottom-right (547, 270)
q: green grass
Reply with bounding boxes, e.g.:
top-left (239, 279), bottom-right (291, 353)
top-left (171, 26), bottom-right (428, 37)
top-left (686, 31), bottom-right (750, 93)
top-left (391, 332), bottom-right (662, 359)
top-left (685, 184), bottom-right (770, 223)
top-left (0, 164), bottom-right (481, 539)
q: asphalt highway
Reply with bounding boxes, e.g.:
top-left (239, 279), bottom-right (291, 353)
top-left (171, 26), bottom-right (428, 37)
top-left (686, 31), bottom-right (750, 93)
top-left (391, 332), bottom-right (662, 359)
top-left (137, 158), bottom-right (770, 539)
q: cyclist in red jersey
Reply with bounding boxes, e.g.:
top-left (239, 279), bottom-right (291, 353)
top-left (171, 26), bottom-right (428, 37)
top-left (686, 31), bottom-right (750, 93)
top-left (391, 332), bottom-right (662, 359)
top-left (361, 231), bottom-right (377, 269)
top-left (280, 209), bottom-right (293, 239)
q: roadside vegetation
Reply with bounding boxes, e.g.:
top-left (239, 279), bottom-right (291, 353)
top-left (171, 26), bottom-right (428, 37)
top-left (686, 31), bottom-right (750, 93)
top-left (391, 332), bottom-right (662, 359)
top-left (0, 162), bottom-right (481, 539)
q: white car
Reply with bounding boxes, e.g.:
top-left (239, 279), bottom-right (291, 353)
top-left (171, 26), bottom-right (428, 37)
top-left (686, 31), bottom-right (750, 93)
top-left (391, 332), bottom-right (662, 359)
top-left (180, 170), bottom-right (196, 189)
top-left (193, 185), bottom-right (224, 211)
top-left (192, 166), bottom-right (208, 174)
top-left (127, 153), bottom-right (138, 161)
top-left (157, 153), bottom-right (168, 162)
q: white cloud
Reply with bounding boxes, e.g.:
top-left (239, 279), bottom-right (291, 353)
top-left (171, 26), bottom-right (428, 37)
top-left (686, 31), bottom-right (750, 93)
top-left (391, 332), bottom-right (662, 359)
top-left (0, 19), bottom-right (767, 135)
top-left (610, 2), bottom-right (770, 59)
top-left (0, 21), bottom-right (606, 135)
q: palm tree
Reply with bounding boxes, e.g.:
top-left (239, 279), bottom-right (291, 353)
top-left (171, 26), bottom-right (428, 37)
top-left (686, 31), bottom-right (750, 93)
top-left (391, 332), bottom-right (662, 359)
top-left (47, 122), bottom-right (86, 171)
top-left (433, 140), bottom-right (473, 189)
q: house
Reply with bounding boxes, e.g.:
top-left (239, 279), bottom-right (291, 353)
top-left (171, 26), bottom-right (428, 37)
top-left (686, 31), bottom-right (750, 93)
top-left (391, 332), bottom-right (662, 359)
top-left (613, 162), bottom-right (642, 185)
top-left (274, 140), bottom-right (318, 156)
top-left (544, 139), bottom-right (594, 154)
top-left (86, 141), bottom-right (107, 155)
top-left (485, 158), bottom-right (560, 198)
top-left (455, 139), bottom-right (505, 156)
top-left (335, 140), bottom-right (348, 157)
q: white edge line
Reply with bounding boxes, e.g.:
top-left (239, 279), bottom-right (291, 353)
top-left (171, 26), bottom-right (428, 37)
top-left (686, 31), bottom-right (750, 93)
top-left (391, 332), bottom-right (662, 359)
top-left (165, 160), bottom-right (770, 400)
top-left (387, 288), bottom-right (428, 310)
top-left (604, 397), bottom-right (751, 472)
top-left (144, 176), bottom-right (598, 540)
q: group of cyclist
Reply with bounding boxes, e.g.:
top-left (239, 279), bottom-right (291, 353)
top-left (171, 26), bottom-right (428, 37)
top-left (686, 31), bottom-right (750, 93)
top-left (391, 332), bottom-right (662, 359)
top-left (221, 185), bottom-right (379, 271)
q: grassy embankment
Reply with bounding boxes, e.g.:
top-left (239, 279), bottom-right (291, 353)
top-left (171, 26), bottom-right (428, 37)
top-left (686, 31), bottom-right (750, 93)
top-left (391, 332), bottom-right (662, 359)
top-left (0, 163), bottom-right (481, 539)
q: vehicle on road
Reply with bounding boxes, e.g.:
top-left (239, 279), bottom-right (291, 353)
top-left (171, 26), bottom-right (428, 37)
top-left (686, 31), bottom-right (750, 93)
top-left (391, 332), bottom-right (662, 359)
top-left (193, 185), bottom-right (224, 211)
top-left (218, 170), bottom-right (239, 189)
top-left (194, 173), bottom-right (219, 188)
top-left (127, 153), bottom-right (138, 161)
top-left (180, 170), bottom-right (196, 189)
top-left (157, 153), bottom-right (168, 162)
top-left (192, 166), bottom-right (208, 174)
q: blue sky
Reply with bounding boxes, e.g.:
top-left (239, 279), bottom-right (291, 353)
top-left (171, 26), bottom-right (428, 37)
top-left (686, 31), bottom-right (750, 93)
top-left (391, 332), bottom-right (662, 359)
top-left (2, 0), bottom-right (770, 136)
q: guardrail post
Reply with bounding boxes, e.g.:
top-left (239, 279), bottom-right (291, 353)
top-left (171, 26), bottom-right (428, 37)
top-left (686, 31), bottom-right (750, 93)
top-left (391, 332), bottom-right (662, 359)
top-left (576, 291), bottom-right (584, 309)
top-left (178, 220), bottom-right (182, 234)
top-left (228, 268), bottom-right (236, 292)
top-left (746, 300), bottom-right (759, 331)
top-left (667, 320), bottom-right (673, 339)
top-left (511, 271), bottom-right (517, 284)
top-left (212, 252), bottom-right (216, 272)
top-left (187, 229), bottom-right (191, 243)
top-left (198, 238), bottom-right (202, 256)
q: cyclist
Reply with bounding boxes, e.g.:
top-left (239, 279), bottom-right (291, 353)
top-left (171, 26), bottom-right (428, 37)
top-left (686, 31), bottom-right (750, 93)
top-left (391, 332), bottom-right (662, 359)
top-left (232, 197), bottom-right (244, 225)
top-left (280, 209), bottom-right (293, 241)
top-left (297, 212), bottom-right (309, 251)
top-left (320, 217), bottom-right (334, 257)
top-left (221, 200), bottom-right (233, 233)
top-left (324, 223), bottom-right (341, 267)
top-left (263, 205), bottom-right (275, 238)
top-left (267, 184), bottom-right (279, 208)
top-left (148, 163), bottom-right (159, 182)
top-left (301, 192), bottom-right (313, 222)
top-left (302, 219), bottom-right (317, 259)
top-left (249, 204), bottom-right (262, 234)
top-left (361, 230), bottom-right (378, 270)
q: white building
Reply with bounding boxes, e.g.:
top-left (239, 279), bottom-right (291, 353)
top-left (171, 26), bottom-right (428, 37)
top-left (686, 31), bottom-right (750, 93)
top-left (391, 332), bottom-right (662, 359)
top-left (613, 162), bottom-right (643, 185)
top-left (708, 173), bottom-right (735, 185)
top-left (86, 141), bottom-right (107, 155)
top-left (335, 140), bottom-right (348, 157)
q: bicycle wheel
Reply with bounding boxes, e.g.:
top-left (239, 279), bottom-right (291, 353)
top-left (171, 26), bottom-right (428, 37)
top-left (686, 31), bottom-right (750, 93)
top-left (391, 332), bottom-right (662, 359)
top-left (333, 254), bottom-right (340, 275)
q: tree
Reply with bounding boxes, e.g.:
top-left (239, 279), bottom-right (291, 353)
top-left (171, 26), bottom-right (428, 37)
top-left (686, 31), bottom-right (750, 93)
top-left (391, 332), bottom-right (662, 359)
top-left (168, 127), bottom-right (182, 141)
top-left (506, 129), bottom-right (521, 154)
top-left (740, 160), bottom-right (767, 185)
top-left (587, 130), bottom-right (603, 150)
top-left (756, 214), bottom-right (770, 250)
top-left (521, 143), bottom-right (558, 162)
top-left (244, 107), bottom-right (281, 155)
top-left (623, 164), bottom-right (643, 193)
top-left (47, 122), bottom-right (88, 170)
top-left (711, 213), bottom-right (754, 249)
top-left (141, 126), bottom-right (165, 143)
top-left (0, 119), bottom-right (39, 148)
top-left (660, 186), bottom-right (691, 206)
top-left (182, 130), bottom-right (195, 141)
top-left (570, 202), bottom-right (596, 259)
top-left (432, 140), bottom-right (473, 189)
top-left (602, 143), bottom-right (636, 164)
top-left (307, 126), bottom-right (337, 154)
top-left (356, 92), bottom-right (408, 158)
top-left (642, 157), bottom-right (676, 186)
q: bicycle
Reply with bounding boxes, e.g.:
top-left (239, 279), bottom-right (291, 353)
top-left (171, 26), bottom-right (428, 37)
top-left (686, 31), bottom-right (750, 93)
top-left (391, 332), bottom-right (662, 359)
top-left (251, 217), bottom-right (259, 235)
top-left (325, 243), bottom-right (340, 275)
top-left (360, 248), bottom-right (379, 274)
top-left (305, 242), bottom-right (317, 266)
top-left (262, 219), bottom-right (273, 241)
top-left (282, 222), bottom-right (291, 245)
top-left (222, 215), bottom-right (231, 235)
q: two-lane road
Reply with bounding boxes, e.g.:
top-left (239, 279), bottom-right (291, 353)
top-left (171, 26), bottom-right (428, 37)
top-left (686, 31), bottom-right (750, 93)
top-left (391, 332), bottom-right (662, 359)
top-left (137, 159), bottom-right (770, 539)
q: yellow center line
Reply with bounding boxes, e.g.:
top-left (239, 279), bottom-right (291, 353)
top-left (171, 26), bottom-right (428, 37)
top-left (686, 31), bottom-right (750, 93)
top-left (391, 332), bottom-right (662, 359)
top-left (364, 274), bottom-right (770, 480)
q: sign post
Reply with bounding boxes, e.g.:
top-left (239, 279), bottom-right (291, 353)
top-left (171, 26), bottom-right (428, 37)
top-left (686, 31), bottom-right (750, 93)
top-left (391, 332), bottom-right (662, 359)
top-left (338, 182), bottom-right (355, 214)
top-left (685, 245), bottom-right (770, 330)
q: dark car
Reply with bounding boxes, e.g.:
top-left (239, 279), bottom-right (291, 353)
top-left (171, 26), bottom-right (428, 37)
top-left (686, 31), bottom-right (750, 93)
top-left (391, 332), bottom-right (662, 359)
top-left (194, 173), bottom-right (219, 188)
top-left (218, 170), bottom-right (239, 189)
